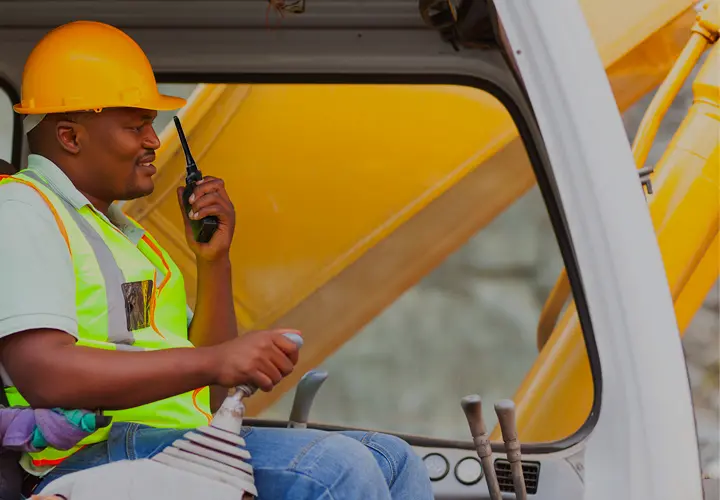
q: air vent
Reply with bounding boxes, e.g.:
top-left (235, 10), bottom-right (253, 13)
top-left (494, 459), bottom-right (541, 494)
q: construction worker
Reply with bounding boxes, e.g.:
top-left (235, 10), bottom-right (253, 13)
top-left (0, 20), bottom-right (434, 499)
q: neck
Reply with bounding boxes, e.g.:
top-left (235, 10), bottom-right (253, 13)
top-left (81, 192), bottom-right (112, 217)
top-left (41, 152), bottom-right (114, 217)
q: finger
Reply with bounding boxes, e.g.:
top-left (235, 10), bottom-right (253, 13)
top-left (189, 203), bottom-right (225, 221)
top-left (251, 371), bottom-right (275, 392)
top-left (191, 190), bottom-right (223, 212)
top-left (195, 175), bottom-right (224, 186)
top-left (273, 332), bottom-right (301, 356)
top-left (191, 192), bottom-right (233, 217)
top-left (273, 335), bottom-right (301, 365)
top-left (258, 357), bottom-right (284, 386)
top-left (289, 348), bottom-right (299, 365)
top-left (197, 175), bottom-right (221, 184)
top-left (189, 178), bottom-right (226, 203)
top-left (270, 345), bottom-right (295, 376)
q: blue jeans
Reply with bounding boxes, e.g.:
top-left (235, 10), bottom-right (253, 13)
top-left (35, 422), bottom-right (434, 499)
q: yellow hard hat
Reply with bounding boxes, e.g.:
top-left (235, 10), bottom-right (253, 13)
top-left (13, 20), bottom-right (186, 115)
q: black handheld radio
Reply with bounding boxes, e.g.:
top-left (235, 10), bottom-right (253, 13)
top-left (174, 116), bottom-right (219, 243)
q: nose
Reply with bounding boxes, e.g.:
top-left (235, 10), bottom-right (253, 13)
top-left (143, 126), bottom-right (161, 150)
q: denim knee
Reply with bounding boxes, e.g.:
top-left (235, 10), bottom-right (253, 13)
top-left (290, 432), bottom-right (390, 497)
top-left (360, 432), bottom-right (426, 484)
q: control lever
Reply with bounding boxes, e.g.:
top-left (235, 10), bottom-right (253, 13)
top-left (495, 400), bottom-right (527, 500)
top-left (461, 395), bottom-right (502, 500)
top-left (288, 369), bottom-right (328, 429)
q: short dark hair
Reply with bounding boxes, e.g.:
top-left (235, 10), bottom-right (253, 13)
top-left (26, 126), bottom-right (42, 155)
top-left (0, 159), bottom-right (17, 175)
top-left (27, 112), bottom-right (88, 155)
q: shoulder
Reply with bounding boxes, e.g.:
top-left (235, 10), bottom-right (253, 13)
top-left (0, 179), bottom-right (59, 224)
top-left (0, 181), bottom-right (51, 213)
top-left (0, 179), bottom-right (44, 201)
top-left (0, 181), bottom-right (69, 255)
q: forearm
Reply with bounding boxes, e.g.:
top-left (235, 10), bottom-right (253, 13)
top-left (2, 331), bottom-right (218, 410)
top-left (188, 257), bottom-right (238, 347)
top-left (188, 257), bottom-right (239, 411)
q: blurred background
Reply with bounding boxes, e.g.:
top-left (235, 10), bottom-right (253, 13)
top-left (0, 74), bottom-right (716, 475)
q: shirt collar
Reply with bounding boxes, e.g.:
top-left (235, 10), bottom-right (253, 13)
top-left (108, 202), bottom-right (146, 245)
top-left (26, 154), bottom-right (90, 210)
top-left (25, 154), bottom-right (146, 245)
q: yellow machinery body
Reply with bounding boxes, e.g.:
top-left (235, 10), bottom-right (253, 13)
top-left (122, 0), bottom-right (718, 440)
top-left (506, 6), bottom-right (719, 442)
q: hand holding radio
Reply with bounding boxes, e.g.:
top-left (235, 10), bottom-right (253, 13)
top-left (178, 176), bottom-right (236, 259)
top-left (174, 116), bottom-right (236, 262)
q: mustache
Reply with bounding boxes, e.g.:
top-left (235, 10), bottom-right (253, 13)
top-left (137, 152), bottom-right (156, 164)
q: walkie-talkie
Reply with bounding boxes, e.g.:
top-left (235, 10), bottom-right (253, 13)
top-left (174, 116), bottom-right (219, 243)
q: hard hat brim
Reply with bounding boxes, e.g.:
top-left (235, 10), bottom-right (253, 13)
top-left (13, 94), bottom-right (187, 115)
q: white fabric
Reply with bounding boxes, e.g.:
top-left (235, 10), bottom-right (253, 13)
top-left (37, 459), bottom-right (246, 500)
top-left (23, 113), bottom-right (46, 134)
top-left (0, 182), bottom-right (78, 340)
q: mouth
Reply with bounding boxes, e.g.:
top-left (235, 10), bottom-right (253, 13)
top-left (137, 155), bottom-right (157, 175)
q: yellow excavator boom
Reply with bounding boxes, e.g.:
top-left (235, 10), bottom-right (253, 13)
top-left (121, 0), bottom-right (707, 423)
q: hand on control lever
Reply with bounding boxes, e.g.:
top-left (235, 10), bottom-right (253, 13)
top-left (211, 329), bottom-right (302, 392)
top-left (212, 332), bottom-right (303, 435)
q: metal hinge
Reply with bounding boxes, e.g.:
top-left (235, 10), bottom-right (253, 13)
top-left (638, 165), bottom-right (655, 195)
top-left (419, 0), bottom-right (496, 50)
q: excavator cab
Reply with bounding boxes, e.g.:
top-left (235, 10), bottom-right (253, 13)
top-left (0, 0), bottom-right (715, 499)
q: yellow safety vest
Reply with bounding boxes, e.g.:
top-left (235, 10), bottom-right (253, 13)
top-left (0, 170), bottom-right (212, 468)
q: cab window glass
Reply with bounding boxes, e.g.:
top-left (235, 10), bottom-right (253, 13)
top-left (133, 82), bottom-right (587, 444)
top-left (263, 186), bottom-right (565, 441)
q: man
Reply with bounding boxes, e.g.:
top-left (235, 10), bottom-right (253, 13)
top-left (0, 20), bottom-right (434, 499)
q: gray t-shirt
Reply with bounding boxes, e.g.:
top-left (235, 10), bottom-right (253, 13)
top-left (0, 154), bottom-right (193, 387)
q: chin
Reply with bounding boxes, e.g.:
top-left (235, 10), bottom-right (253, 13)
top-left (126, 181), bottom-right (155, 200)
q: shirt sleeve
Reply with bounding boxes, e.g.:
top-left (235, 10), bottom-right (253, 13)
top-left (0, 185), bottom-right (78, 339)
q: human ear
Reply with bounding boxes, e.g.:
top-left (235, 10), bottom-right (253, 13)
top-left (56, 120), bottom-right (83, 155)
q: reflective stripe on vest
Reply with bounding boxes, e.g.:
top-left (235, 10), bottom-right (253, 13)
top-left (22, 170), bottom-right (140, 350)
top-left (0, 171), bottom-right (212, 468)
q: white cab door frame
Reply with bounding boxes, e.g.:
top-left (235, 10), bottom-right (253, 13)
top-left (492, 0), bottom-right (703, 498)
